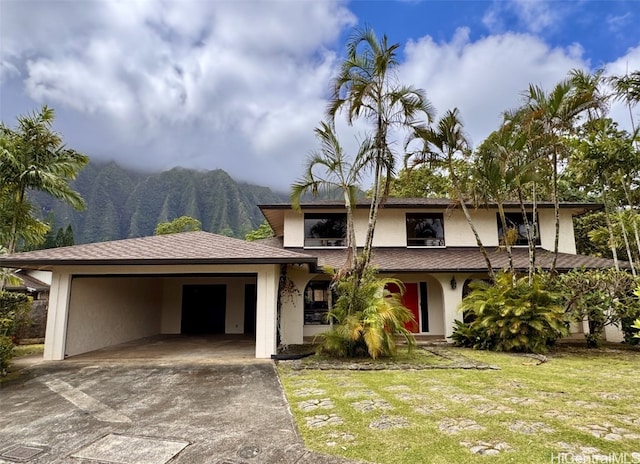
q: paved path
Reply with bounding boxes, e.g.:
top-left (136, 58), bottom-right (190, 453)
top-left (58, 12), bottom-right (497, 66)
top-left (1, 358), bottom-right (366, 464)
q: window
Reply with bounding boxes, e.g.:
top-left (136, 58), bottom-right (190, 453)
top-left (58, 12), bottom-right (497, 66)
top-left (497, 212), bottom-right (540, 246)
top-left (304, 213), bottom-right (346, 247)
top-left (406, 213), bottom-right (445, 246)
top-left (304, 280), bottom-right (332, 325)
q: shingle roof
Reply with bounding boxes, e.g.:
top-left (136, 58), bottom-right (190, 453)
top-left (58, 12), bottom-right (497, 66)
top-left (259, 197), bottom-right (603, 211)
top-left (5, 271), bottom-right (49, 291)
top-left (290, 247), bottom-right (624, 273)
top-left (0, 231), bottom-right (317, 270)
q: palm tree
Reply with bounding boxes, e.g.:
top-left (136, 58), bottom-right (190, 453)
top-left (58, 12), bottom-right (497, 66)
top-left (406, 108), bottom-right (496, 280)
top-left (608, 70), bottom-right (640, 139)
top-left (328, 26), bottom-right (434, 281)
top-left (524, 78), bottom-right (600, 272)
top-left (0, 106), bottom-right (89, 253)
top-left (291, 121), bottom-right (369, 272)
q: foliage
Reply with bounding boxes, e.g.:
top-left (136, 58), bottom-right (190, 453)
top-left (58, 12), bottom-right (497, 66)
top-left (154, 216), bottom-right (202, 235)
top-left (317, 268), bottom-right (416, 359)
top-left (32, 162), bottom-right (286, 243)
top-left (388, 165), bottom-right (453, 198)
top-left (245, 221), bottom-right (274, 241)
top-left (0, 105), bottom-right (88, 253)
top-left (0, 290), bottom-right (31, 375)
top-left (558, 268), bottom-right (640, 347)
top-left (328, 26), bottom-right (433, 281)
top-left (452, 272), bottom-right (569, 353)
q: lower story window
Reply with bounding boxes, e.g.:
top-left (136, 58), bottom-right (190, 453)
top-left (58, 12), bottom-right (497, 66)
top-left (304, 280), bottom-right (331, 325)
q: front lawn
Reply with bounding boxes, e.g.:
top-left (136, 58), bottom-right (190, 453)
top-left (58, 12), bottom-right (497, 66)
top-left (277, 345), bottom-right (640, 464)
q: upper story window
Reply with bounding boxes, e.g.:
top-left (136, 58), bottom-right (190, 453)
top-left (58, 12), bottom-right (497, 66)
top-left (497, 212), bottom-right (540, 246)
top-left (304, 213), bottom-right (346, 247)
top-left (406, 213), bottom-right (445, 247)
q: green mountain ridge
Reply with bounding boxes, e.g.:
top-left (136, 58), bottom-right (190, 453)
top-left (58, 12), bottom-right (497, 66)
top-left (31, 162), bottom-right (288, 244)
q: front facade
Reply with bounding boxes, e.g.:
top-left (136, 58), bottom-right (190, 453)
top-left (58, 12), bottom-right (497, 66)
top-left (0, 198), bottom-right (623, 361)
top-left (260, 198), bottom-right (624, 345)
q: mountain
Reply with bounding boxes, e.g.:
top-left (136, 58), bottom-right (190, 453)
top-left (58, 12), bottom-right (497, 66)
top-left (31, 162), bottom-right (288, 244)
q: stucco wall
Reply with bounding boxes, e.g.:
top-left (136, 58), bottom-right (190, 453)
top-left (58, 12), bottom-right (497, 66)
top-left (285, 206), bottom-right (578, 251)
top-left (160, 276), bottom-right (254, 334)
top-left (66, 276), bottom-right (162, 356)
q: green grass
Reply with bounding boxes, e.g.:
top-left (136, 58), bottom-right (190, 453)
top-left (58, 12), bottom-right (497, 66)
top-left (12, 343), bottom-right (44, 357)
top-left (278, 345), bottom-right (640, 464)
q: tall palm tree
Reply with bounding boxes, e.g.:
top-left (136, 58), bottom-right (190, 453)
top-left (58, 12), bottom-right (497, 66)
top-left (405, 108), bottom-right (496, 280)
top-left (291, 121), bottom-right (370, 273)
top-left (328, 26), bottom-right (434, 281)
top-left (524, 78), bottom-right (600, 272)
top-left (0, 106), bottom-right (89, 253)
top-left (608, 70), bottom-right (640, 139)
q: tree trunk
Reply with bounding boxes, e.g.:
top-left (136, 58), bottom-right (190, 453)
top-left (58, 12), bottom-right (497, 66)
top-left (518, 188), bottom-right (536, 284)
top-left (602, 188), bottom-right (620, 271)
top-left (618, 210), bottom-right (636, 276)
top-left (497, 202), bottom-right (515, 280)
top-left (551, 148), bottom-right (560, 273)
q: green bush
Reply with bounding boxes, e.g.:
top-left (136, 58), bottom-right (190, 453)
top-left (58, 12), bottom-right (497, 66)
top-left (452, 271), bottom-right (568, 353)
top-left (318, 268), bottom-right (416, 359)
top-left (558, 269), bottom-right (639, 347)
top-left (0, 290), bottom-right (32, 375)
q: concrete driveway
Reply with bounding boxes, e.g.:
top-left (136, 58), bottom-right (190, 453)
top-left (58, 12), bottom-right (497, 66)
top-left (0, 337), bottom-right (363, 464)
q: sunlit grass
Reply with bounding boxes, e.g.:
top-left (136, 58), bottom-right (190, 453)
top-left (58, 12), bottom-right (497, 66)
top-left (12, 343), bottom-right (44, 357)
top-left (278, 345), bottom-right (640, 464)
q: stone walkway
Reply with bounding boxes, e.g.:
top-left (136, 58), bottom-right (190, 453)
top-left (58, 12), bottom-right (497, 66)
top-left (280, 348), bottom-right (640, 460)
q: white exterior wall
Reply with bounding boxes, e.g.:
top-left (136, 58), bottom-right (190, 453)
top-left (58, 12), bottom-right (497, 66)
top-left (66, 277), bottom-right (161, 357)
top-left (44, 264), bottom-right (280, 360)
top-left (287, 206), bottom-right (578, 250)
top-left (159, 276), bottom-right (254, 334)
top-left (280, 266), bottom-right (310, 345)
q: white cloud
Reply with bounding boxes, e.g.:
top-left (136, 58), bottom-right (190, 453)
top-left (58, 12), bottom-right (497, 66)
top-left (1, 0), bottom-right (355, 188)
top-left (399, 28), bottom-right (589, 147)
top-left (483, 0), bottom-right (562, 34)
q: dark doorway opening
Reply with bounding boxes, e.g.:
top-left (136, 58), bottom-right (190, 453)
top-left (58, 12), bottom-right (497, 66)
top-left (181, 285), bottom-right (227, 334)
top-left (244, 284), bottom-right (257, 335)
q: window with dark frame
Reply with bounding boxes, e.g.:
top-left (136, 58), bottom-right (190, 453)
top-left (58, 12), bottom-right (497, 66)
top-left (406, 213), bottom-right (445, 247)
top-left (304, 280), bottom-right (332, 325)
top-left (304, 213), bottom-right (347, 247)
top-left (496, 212), bottom-right (540, 246)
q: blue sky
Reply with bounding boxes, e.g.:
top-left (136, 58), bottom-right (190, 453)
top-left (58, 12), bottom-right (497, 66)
top-left (1, 0), bottom-right (638, 190)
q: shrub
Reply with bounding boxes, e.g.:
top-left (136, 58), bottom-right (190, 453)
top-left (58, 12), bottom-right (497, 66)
top-left (452, 271), bottom-right (568, 353)
top-left (558, 269), bottom-right (639, 347)
top-left (0, 290), bottom-right (32, 375)
top-left (318, 268), bottom-right (416, 359)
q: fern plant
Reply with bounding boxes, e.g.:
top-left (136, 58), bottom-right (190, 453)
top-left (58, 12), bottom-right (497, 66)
top-left (453, 271), bottom-right (568, 353)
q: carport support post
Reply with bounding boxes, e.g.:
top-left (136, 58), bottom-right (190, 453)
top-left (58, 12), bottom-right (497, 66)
top-left (43, 271), bottom-right (72, 361)
top-left (255, 265), bottom-right (279, 358)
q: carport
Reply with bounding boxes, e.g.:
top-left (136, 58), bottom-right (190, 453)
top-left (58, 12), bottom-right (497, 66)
top-left (0, 232), bottom-right (316, 360)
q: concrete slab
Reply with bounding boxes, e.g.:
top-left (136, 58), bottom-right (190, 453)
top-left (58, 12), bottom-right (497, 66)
top-left (0, 342), bottom-right (366, 464)
top-left (71, 434), bottom-right (189, 464)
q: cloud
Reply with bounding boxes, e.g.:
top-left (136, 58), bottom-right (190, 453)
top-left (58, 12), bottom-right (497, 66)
top-left (1, 0), bottom-right (355, 188)
top-left (482, 0), bottom-right (562, 34)
top-left (399, 28), bottom-right (588, 147)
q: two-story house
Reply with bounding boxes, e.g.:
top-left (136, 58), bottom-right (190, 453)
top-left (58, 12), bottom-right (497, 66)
top-left (0, 198), bottom-right (622, 361)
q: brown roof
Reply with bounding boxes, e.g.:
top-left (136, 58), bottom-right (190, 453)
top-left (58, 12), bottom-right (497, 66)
top-left (5, 271), bottom-right (49, 291)
top-left (291, 247), bottom-right (624, 273)
top-left (259, 197), bottom-right (603, 211)
top-left (0, 231), bottom-right (317, 270)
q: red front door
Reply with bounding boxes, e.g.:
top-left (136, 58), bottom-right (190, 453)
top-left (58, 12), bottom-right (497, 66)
top-left (387, 283), bottom-right (420, 333)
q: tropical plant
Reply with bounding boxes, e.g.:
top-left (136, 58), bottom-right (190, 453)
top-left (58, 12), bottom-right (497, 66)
top-left (328, 26), bottom-right (433, 281)
top-left (558, 268), bottom-right (639, 347)
top-left (405, 108), bottom-right (496, 279)
top-left (0, 106), bottom-right (88, 254)
top-left (245, 221), bottom-right (274, 242)
top-left (452, 271), bottom-right (569, 353)
top-left (317, 267), bottom-right (416, 359)
top-left (291, 121), bottom-right (369, 272)
top-left (154, 216), bottom-right (202, 235)
top-left (0, 290), bottom-right (31, 375)
top-left (523, 76), bottom-right (602, 272)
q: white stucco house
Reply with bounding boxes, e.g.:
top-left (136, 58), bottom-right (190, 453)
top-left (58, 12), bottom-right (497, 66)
top-left (0, 198), bottom-right (623, 360)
